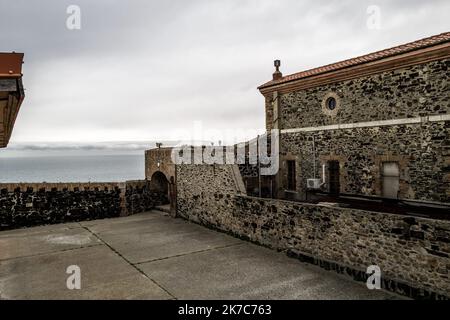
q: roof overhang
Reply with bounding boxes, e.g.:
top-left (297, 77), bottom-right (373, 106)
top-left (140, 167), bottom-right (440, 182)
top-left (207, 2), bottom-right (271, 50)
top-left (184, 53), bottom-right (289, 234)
top-left (0, 52), bottom-right (23, 78)
top-left (258, 32), bottom-right (450, 96)
top-left (0, 52), bottom-right (25, 148)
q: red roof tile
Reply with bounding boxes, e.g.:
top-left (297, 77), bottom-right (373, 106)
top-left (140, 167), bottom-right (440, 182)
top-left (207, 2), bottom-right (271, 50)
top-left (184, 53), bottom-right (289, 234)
top-left (258, 32), bottom-right (450, 89)
top-left (0, 52), bottom-right (24, 78)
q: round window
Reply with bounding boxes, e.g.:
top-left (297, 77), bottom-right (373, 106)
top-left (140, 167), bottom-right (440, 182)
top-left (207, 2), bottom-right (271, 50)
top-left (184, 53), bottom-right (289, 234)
top-left (326, 97), bottom-right (336, 110)
top-left (322, 92), bottom-right (340, 116)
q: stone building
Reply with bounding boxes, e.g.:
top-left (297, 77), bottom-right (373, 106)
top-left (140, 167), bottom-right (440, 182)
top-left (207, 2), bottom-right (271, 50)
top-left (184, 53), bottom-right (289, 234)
top-left (0, 52), bottom-right (25, 148)
top-left (258, 32), bottom-right (449, 204)
top-left (146, 32), bottom-right (450, 207)
top-left (152, 33), bottom-right (450, 298)
top-left (1, 35), bottom-right (448, 298)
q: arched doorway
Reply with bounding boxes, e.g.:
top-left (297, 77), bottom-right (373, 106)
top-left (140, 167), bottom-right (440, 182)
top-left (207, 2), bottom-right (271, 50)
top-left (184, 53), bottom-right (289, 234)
top-left (150, 171), bottom-right (170, 205)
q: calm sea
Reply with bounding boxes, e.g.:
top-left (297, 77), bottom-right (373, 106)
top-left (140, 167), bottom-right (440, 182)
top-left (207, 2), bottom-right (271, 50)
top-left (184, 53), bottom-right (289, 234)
top-left (0, 154), bottom-right (145, 182)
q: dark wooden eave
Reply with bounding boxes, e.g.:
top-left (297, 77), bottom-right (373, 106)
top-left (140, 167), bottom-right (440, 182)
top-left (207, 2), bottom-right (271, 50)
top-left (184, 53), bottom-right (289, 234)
top-left (0, 52), bottom-right (25, 148)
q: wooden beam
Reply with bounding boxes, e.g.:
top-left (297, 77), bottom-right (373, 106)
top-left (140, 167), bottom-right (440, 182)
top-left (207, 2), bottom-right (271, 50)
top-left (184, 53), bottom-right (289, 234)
top-left (0, 79), bottom-right (17, 92)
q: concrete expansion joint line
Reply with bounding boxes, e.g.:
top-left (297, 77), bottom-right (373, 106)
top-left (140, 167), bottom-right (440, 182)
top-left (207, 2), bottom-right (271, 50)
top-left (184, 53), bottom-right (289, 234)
top-left (79, 223), bottom-right (177, 300)
top-left (0, 243), bottom-right (103, 263)
top-left (134, 242), bottom-right (245, 265)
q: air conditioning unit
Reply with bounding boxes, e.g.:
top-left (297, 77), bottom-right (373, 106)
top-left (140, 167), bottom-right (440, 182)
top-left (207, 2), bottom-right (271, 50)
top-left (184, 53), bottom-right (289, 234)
top-left (307, 178), bottom-right (322, 189)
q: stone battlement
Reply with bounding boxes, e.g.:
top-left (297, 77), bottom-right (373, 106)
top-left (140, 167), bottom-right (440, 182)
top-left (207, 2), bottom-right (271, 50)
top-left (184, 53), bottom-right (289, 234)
top-left (0, 180), bottom-right (151, 192)
top-left (0, 182), bottom-right (123, 192)
top-left (0, 180), bottom-right (168, 231)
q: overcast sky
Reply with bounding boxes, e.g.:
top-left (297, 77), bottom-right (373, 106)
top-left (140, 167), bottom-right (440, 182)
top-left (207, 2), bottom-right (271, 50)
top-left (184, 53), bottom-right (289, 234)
top-left (1, 0), bottom-right (449, 148)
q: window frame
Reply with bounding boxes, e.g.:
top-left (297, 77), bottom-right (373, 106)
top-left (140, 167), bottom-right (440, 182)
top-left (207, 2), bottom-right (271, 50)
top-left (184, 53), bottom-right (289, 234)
top-left (286, 160), bottom-right (296, 191)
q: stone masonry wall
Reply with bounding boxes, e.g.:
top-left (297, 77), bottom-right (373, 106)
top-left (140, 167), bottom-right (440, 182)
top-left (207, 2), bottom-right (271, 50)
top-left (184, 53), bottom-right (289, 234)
top-left (281, 120), bottom-right (449, 202)
top-left (125, 180), bottom-right (169, 214)
top-left (279, 59), bottom-right (449, 129)
top-left (0, 181), bottom-right (165, 230)
top-left (176, 164), bottom-right (450, 298)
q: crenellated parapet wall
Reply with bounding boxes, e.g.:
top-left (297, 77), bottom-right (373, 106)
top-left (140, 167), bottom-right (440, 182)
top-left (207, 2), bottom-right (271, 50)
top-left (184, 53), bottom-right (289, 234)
top-left (0, 180), bottom-right (166, 231)
top-left (0, 182), bottom-right (123, 192)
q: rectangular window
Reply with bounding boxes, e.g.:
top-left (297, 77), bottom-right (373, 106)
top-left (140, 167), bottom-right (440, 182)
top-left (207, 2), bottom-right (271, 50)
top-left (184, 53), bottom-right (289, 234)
top-left (287, 160), bottom-right (296, 191)
top-left (328, 160), bottom-right (340, 196)
top-left (382, 162), bottom-right (399, 199)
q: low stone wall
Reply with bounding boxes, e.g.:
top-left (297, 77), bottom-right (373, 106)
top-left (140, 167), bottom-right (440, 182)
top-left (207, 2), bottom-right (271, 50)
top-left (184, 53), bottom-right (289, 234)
top-left (0, 180), bottom-right (164, 230)
top-left (176, 164), bottom-right (450, 299)
top-left (125, 180), bottom-right (169, 214)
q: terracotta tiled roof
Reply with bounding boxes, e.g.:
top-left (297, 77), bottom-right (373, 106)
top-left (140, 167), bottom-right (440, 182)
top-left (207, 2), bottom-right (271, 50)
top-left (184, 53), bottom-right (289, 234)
top-left (258, 32), bottom-right (450, 89)
top-left (0, 52), bottom-right (24, 78)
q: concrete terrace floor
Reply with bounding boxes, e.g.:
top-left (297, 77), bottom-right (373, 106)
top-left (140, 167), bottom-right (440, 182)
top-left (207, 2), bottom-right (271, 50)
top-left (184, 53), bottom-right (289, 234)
top-left (0, 211), bottom-right (399, 300)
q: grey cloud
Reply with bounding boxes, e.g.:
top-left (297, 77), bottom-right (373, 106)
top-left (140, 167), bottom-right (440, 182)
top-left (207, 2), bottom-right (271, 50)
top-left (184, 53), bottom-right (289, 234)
top-left (6, 141), bottom-right (159, 151)
top-left (0, 0), bottom-right (448, 145)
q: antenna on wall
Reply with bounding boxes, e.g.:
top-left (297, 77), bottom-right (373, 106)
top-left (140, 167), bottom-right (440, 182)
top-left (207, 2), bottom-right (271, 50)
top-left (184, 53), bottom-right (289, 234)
top-left (312, 136), bottom-right (316, 179)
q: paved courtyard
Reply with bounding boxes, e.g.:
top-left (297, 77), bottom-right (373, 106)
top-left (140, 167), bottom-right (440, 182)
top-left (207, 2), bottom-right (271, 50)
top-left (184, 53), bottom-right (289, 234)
top-left (0, 211), bottom-right (398, 299)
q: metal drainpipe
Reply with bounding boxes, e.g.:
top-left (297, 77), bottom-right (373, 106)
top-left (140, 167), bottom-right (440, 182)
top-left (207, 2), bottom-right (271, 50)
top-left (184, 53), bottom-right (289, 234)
top-left (257, 135), bottom-right (261, 198)
top-left (312, 135), bottom-right (316, 179)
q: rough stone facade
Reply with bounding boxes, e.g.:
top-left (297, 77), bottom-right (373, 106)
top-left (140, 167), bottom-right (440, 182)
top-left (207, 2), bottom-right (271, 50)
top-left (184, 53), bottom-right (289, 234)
top-left (0, 181), bottom-right (165, 230)
top-left (278, 59), bottom-right (449, 129)
top-left (281, 121), bottom-right (449, 202)
top-left (145, 147), bottom-right (176, 181)
top-left (176, 163), bottom-right (450, 298)
top-left (267, 58), bottom-right (450, 203)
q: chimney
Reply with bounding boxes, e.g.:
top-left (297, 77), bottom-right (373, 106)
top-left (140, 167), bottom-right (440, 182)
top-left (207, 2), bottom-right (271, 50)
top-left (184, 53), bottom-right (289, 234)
top-left (272, 59), bottom-right (282, 80)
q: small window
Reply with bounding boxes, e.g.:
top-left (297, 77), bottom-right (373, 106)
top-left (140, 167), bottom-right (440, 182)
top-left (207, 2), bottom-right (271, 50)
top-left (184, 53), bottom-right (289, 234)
top-left (382, 162), bottom-right (399, 199)
top-left (287, 160), bottom-right (296, 191)
top-left (328, 160), bottom-right (340, 195)
top-left (326, 97), bottom-right (336, 110)
top-left (322, 92), bottom-right (340, 116)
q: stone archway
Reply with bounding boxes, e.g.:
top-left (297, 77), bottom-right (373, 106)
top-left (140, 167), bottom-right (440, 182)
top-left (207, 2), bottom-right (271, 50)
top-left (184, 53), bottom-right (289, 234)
top-left (149, 171), bottom-right (170, 205)
top-left (145, 147), bottom-right (177, 216)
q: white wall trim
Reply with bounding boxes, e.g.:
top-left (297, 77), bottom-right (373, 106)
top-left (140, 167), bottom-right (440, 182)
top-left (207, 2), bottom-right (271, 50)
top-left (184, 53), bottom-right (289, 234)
top-left (281, 114), bottom-right (450, 134)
